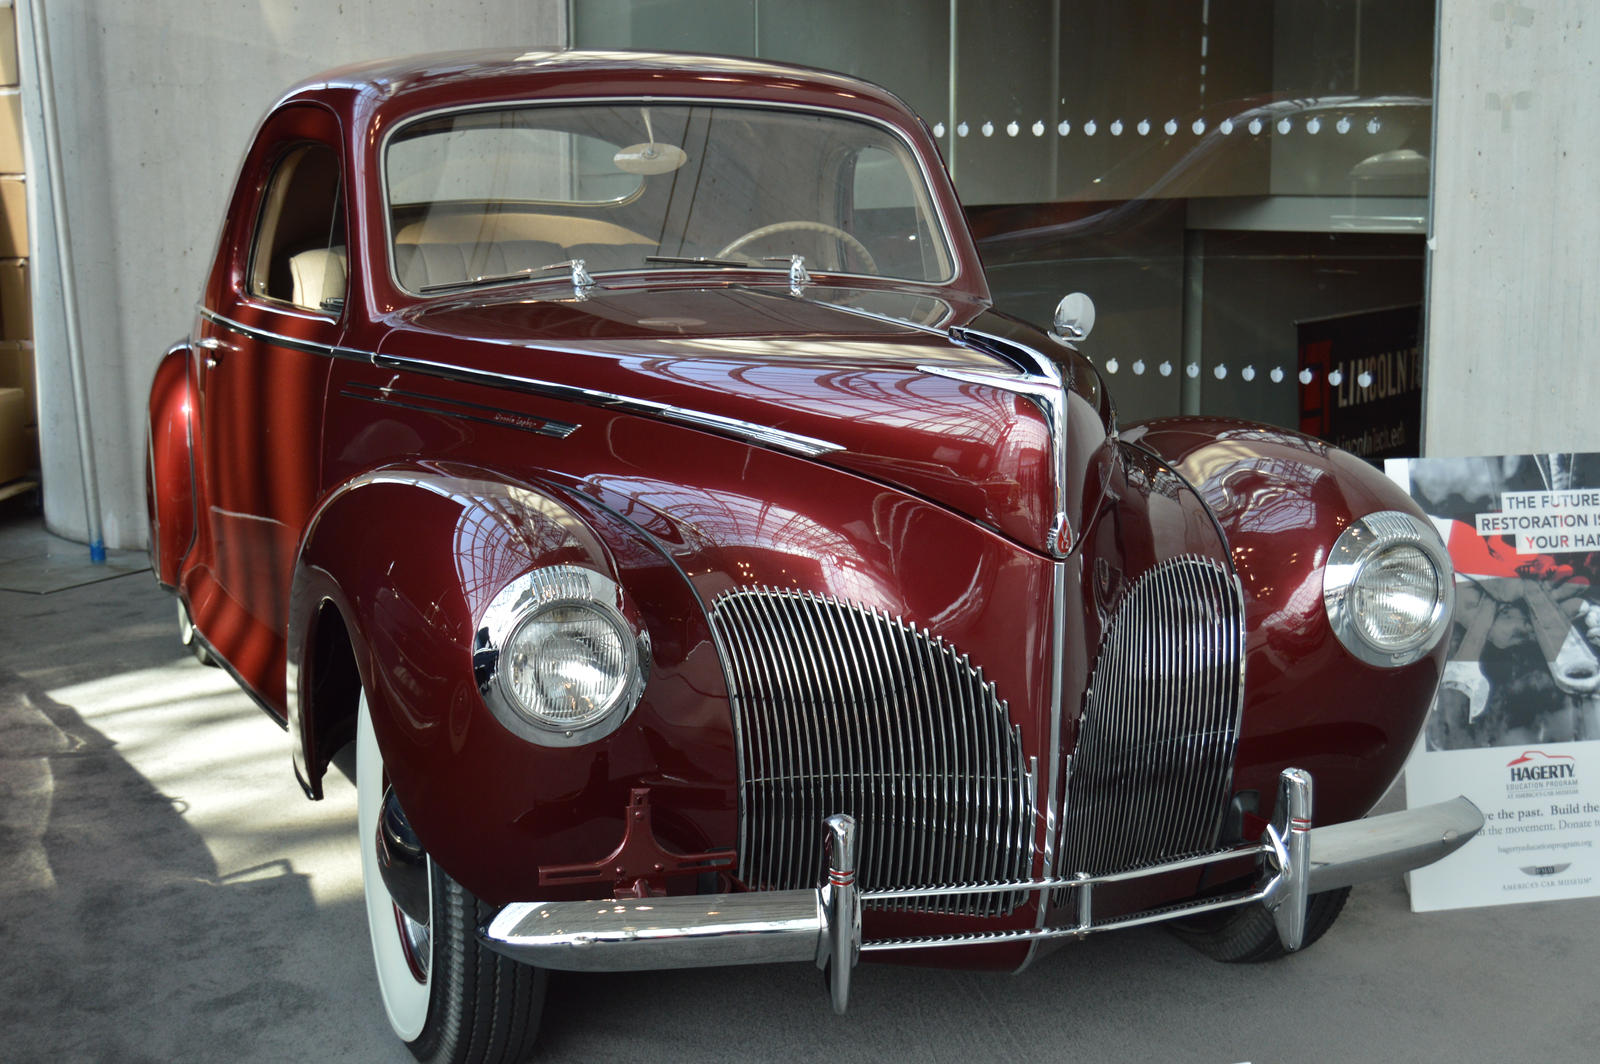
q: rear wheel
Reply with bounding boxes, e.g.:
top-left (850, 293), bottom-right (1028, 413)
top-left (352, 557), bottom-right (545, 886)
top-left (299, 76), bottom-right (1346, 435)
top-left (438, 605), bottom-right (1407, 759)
top-left (1168, 887), bottom-right (1351, 963)
top-left (357, 695), bottom-right (546, 1062)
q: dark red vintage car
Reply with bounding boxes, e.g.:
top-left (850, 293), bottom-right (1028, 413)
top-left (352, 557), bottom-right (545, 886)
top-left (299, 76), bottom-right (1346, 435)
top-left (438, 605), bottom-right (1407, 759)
top-left (146, 49), bottom-right (1482, 1063)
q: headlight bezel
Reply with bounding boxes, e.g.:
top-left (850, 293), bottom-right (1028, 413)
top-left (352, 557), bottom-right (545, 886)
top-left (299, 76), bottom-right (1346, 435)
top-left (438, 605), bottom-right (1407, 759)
top-left (1322, 510), bottom-right (1454, 668)
top-left (474, 565), bottom-right (651, 747)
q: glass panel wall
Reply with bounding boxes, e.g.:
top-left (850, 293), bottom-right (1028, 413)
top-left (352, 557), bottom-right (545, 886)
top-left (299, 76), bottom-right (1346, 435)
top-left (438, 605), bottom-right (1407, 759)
top-left (573, 0), bottom-right (1434, 457)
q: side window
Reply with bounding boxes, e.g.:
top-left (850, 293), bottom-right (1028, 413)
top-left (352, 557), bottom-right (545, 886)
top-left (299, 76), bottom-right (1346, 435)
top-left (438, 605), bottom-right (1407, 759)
top-left (248, 142), bottom-right (346, 312)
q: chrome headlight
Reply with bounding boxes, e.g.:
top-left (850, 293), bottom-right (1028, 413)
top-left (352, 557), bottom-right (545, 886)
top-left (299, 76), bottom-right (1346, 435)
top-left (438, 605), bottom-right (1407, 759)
top-left (1323, 510), bottom-right (1454, 667)
top-left (474, 565), bottom-right (650, 746)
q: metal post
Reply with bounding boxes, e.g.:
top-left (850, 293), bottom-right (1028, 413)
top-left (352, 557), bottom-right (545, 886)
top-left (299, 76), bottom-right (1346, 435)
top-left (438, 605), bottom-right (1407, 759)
top-left (28, 0), bottom-right (105, 562)
top-left (1180, 229), bottom-right (1205, 416)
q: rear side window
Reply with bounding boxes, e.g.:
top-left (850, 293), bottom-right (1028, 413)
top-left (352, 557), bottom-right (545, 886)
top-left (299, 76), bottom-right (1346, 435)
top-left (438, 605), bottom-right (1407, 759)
top-left (248, 142), bottom-right (347, 312)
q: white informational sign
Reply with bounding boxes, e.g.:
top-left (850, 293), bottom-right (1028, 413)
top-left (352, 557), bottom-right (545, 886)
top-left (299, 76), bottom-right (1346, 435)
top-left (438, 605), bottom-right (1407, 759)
top-left (1388, 455), bottom-right (1600, 912)
top-left (1403, 741), bottom-right (1600, 911)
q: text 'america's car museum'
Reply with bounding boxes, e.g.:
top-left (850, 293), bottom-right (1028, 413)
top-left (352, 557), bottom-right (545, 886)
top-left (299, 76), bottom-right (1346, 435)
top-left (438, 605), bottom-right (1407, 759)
top-left (3, 4), bottom-right (1598, 1064)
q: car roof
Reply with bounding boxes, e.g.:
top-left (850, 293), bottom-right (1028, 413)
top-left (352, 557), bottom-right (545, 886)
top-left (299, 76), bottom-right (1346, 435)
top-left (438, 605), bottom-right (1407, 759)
top-left (277, 48), bottom-right (918, 124)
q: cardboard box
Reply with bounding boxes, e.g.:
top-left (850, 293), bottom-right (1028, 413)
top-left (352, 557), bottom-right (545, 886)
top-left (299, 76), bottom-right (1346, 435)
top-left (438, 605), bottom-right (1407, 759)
top-left (0, 385), bottom-right (27, 483)
top-left (0, 88), bottom-right (18, 173)
top-left (0, 174), bottom-right (23, 257)
top-left (0, 256), bottom-right (27, 340)
top-left (0, 3), bottom-right (17, 89)
top-left (0, 338), bottom-right (31, 421)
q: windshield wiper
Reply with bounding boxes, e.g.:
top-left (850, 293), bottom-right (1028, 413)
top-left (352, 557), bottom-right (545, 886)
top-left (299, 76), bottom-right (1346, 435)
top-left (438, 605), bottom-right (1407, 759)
top-left (418, 267), bottom-right (542, 294)
top-left (418, 260), bottom-right (596, 296)
top-left (642, 255), bottom-right (756, 269)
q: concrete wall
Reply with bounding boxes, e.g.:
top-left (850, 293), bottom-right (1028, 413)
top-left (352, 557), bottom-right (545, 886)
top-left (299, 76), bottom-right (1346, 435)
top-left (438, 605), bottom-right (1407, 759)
top-left (17, 1), bottom-right (565, 549)
top-left (1424, 0), bottom-right (1600, 456)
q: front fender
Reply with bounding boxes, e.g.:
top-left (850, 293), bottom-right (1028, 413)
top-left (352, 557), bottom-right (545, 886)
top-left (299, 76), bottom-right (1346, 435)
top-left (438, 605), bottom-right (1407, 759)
top-left (1126, 417), bottom-right (1446, 825)
top-left (287, 461), bottom-right (736, 904)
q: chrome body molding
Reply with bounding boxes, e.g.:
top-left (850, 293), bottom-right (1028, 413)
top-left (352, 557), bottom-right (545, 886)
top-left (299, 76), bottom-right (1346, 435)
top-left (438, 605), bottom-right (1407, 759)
top-left (921, 326), bottom-right (1079, 969)
top-left (197, 307), bottom-right (370, 363)
top-left (921, 327), bottom-right (1074, 560)
top-left (194, 307), bottom-right (844, 458)
top-left (1021, 555), bottom-right (1071, 968)
top-left (339, 380), bottom-right (579, 439)
top-left (372, 352), bottom-right (846, 458)
top-left (478, 770), bottom-right (1484, 1012)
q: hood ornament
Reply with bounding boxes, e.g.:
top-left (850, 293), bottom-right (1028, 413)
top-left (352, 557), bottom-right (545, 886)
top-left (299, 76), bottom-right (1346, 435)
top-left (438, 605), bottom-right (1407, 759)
top-left (538, 259), bottom-right (596, 299)
top-left (787, 254), bottom-right (811, 295)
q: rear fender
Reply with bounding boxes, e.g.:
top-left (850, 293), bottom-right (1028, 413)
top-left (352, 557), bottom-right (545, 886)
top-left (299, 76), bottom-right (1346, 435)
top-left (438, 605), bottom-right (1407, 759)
top-left (145, 340), bottom-right (198, 588)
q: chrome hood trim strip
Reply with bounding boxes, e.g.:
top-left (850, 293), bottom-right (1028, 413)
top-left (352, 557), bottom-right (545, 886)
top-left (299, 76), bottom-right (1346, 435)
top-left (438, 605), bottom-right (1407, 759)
top-left (370, 352), bottom-right (844, 458)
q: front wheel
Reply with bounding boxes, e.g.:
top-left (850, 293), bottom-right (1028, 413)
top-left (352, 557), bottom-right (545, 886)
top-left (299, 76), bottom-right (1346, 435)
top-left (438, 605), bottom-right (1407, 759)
top-left (1168, 887), bottom-right (1351, 963)
top-left (357, 695), bottom-right (545, 1062)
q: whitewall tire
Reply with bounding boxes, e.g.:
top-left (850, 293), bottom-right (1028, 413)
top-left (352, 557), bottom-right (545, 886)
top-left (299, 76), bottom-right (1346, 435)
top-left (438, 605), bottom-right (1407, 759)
top-left (355, 693), bottom-right (546, 1062)
top-left (358, 695), bottom-right (432, 1039)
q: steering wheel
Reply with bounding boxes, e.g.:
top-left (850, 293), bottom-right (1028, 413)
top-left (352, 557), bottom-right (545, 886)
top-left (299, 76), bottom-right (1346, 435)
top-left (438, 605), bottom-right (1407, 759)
top-left (716, 221), bottom-right (879, 275)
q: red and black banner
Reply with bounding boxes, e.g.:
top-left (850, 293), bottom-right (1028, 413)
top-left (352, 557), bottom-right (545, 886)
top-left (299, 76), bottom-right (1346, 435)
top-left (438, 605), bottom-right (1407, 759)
top-left (1298, 304), bottom-right (1422, 461)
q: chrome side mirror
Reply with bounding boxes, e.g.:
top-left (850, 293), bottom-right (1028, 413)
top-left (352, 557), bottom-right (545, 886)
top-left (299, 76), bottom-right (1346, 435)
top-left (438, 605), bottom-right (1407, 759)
top-left (1052, 292), bottom-right (1096, 345)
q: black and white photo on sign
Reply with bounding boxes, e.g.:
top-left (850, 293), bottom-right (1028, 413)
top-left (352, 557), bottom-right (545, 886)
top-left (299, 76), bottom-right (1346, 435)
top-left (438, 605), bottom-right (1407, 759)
top-left (1392, 453), bottom-right (1600, 913)
top-left (1403, 454), bottom-right (1600, 751)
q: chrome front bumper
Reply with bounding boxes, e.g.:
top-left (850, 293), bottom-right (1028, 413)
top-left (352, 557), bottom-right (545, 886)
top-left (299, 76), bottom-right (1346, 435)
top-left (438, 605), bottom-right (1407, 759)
top-left (480, 769), bottom-right (1482, 1013)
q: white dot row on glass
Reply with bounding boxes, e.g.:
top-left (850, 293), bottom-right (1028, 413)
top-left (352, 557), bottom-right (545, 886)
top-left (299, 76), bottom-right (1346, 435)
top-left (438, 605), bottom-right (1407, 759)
top-left (1094, 361), bottom-right (1374, 389)
top-left (930, 116), bottom-right (1383, 139)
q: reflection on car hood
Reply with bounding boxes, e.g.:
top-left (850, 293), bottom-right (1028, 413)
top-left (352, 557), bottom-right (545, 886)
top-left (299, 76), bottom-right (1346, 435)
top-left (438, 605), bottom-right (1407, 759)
top-left (379, 283), bottom-right (1087, 553)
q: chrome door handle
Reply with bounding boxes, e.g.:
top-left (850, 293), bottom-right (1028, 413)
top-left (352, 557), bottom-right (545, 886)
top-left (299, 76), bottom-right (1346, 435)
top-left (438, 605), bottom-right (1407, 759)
top-left (195, 336), bottom-right (225, 367)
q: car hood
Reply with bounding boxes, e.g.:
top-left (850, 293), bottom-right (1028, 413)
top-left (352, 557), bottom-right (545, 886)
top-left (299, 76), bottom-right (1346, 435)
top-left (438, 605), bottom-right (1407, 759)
top-left (376, 282), bottom-right (1110, 555)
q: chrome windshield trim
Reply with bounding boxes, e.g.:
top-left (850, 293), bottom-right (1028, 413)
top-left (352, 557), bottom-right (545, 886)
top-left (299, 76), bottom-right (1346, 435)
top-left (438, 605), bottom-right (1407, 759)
top-left (379, 96), bottom-right (965, 299)
top-left (196, 308), bottom-right (843, 458)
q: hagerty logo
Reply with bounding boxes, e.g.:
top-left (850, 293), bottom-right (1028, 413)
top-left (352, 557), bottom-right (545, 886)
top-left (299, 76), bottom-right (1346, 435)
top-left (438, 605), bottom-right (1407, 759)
top-left (1506, 750), bottom-right (1580, 797)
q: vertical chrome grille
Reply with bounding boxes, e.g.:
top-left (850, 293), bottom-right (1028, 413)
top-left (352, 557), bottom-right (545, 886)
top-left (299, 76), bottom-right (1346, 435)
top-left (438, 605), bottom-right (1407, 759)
top-left (1060, 556), bottom-right (1245, 879)
top-left (711, 588), bottom-right (1034, 916)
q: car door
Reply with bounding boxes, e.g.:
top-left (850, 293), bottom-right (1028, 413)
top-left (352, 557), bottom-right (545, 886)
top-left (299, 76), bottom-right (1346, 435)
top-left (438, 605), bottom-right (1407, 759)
top-left (194, 103), bottom-right (348, 707)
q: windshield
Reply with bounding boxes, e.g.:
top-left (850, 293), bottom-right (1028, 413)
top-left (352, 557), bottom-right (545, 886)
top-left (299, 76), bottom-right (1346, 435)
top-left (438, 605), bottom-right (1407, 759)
top-left (384, 102), bottom-right (954, 293)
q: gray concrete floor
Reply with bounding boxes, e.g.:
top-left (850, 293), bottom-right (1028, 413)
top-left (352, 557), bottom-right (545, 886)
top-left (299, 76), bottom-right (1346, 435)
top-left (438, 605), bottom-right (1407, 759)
top-left (3, 512), bottom-right (1598, 1063)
